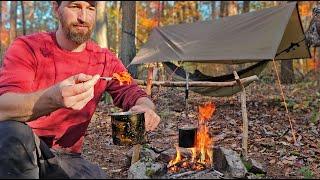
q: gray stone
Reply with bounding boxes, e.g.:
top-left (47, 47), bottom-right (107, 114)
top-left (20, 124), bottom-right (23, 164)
top-left (213, 147), bottom-right (247, 178)
top-left (128, 160), bottom-right (167, 179)
top-left (156, 148), bottom-right (176, 163)
top-left (248, 158), bottom-right (267, 174)
top-left (126, 146), bottom-right (160, 167)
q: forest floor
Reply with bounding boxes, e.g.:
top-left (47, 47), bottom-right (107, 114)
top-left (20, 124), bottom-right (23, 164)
top-left (82, 73), bottom-right (320, 179)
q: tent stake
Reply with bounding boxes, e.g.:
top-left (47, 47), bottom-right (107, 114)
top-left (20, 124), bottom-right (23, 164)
top-left (233, 71), bottom-right (248, 160)
top-left (271, 59), bottom-right (297, 144)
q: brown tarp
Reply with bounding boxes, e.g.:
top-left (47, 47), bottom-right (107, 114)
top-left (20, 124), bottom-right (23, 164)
top-left (131, 2), bottom-right (311, 65)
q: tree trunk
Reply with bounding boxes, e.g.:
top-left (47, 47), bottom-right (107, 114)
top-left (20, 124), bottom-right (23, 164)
top-left (21, 1), bottom-right (26, 35)
top-left (94, 1), bottom-right (108, 48)
top-left (224, 1), bottom-right (238, 72)
top-left (228, 1), bottom-right (238, 16)
top-left (120, 1), bottom-right (137, 78)
top-left (243, 1), bottom-right (250, 13)
top-left (25, 1), bottom-right (35, 34)
top-left (157, 1), bottom-right (165, 82)
top-left (28, 1), bottom-right (35, 33)
top-left (10, 1), bottom-right (17, 42)
top-left (116, 1), bottom-right (121, 56)
top-left (278, 1), bottom-right (294, 84)
top-left (211, 1), bottom-right (217, 20)
top-left (173, 1), bottom-right (177, 24)
top-left (220, 1), bottom-right (228, 17)
top-left (281, 60), bottom-right (294, 84)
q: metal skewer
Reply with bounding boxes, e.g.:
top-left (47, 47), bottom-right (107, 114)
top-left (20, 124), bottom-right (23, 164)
top-left (99, 77), bottom-right (113, 81)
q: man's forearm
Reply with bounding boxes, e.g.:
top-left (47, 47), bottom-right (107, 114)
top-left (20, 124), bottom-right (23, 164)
top-left (134, 97), bottom-right (155, 111)
top-left (0, 87), bottom-right (59, 122)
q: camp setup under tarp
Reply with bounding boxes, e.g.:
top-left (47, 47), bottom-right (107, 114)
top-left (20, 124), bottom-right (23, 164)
top-left (130, 2), bottom-right (311, 97)
top-left (131, 2), bottom-right (310, 64)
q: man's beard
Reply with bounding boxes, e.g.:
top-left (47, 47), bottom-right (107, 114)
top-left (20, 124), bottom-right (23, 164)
top-left (60, 18), bottom-right (94, 45)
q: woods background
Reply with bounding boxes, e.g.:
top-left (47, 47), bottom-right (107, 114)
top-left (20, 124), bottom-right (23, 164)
top-left (0, 1), bottom-right (319, 83)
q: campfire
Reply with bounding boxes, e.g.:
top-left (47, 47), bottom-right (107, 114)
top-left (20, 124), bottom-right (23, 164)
top-left (127, 101), bottom-right (253, 179)
top-left (168, 102), bottom-right (216, 174)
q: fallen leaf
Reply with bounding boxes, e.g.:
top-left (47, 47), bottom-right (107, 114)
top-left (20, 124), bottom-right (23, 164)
top-left (213, 133), bottom-right (226, 141)
top-left (269, 159), bottom-right (276, 164)
top-left (284, 135), bottom-right (293, 142)
top-left (282, 159), bottom-right (294, 165)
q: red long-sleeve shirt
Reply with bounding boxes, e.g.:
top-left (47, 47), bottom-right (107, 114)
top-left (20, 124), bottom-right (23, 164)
top-left (0, 32), bottom-right (147, 153)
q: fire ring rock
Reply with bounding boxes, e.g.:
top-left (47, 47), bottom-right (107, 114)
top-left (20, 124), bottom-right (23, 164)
top-left (128, 160), bottom-right (166, 179)
top-left (213, 147), bottom-right (247, 178)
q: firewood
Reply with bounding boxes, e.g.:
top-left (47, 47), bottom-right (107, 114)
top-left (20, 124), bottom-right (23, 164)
top-left (168, 170), bottom-right (198, 179)
top-left (134, 75), bottom-right (259, 87)
top-left (131, 144), bottom-right (141, 165)
top-left (233, 71), bottom-right (249, 160)
top-left (167, 167), bottom-right (223, 179)
top-left (146, 66), bottom-right (153, 95)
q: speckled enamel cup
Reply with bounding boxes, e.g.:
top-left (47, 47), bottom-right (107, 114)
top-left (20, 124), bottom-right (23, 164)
top-left (110, 111), bottom-right (145, 146)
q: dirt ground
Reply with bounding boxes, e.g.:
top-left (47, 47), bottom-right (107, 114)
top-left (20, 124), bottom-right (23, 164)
top-left (82, 74), bottom-right (320, 179)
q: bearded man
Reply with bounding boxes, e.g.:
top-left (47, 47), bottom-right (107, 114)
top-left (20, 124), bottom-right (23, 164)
top-left (0, 1), bottom-right (160, 179)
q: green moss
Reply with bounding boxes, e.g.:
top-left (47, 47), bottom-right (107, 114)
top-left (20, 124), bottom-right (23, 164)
top-left (290, 151), bottom-right (300, 156)
top-left (299, 166), bottom-right (314, 179)
top-left (255, 173), bottom-right (266, 178)
top-left (243, 161), bottom-right (253, 171)
top-left (310, 109), bottom-right (320, 124)
top-left (145, 167), bottom-right (155, 177)
top-left (241, 157), bottom-right (252, 171)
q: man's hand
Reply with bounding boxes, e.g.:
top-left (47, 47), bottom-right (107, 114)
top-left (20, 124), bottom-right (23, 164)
top-left (129, 97), bottom-right (160, 131)
top-left (130, 105), bottom-right (160, 131)
top-left (51, 73), bottom-right (100, 110)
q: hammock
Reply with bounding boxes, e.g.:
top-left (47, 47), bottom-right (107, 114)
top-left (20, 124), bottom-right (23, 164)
top-left (163, 61), bottom-right (269, 97)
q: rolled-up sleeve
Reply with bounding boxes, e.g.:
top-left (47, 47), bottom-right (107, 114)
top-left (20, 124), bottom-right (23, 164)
top-left (105, 56), bottom-right (148, 111)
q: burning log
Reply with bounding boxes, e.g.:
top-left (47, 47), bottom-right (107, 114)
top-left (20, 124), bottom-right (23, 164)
top-left (134, 75), bottom-right (259, 87)
top-left (167, 159), bottom-right (207, 172)
top-left (167, 159), bottom-right (188, 169)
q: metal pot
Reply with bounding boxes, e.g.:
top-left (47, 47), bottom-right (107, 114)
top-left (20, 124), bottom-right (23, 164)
top-left (178, 126), bottom-right (198, 148)
top-left (110, 111), bottom-right (145, 146)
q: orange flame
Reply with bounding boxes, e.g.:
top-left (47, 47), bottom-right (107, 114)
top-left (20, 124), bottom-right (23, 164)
top-left (168, 144), bottom-right (182, 167)
top-left (168, 102), bottom-right (216, 173)
top-left (190, 147), bottom-right (196, 162)
top-left (198, 102), bottom-right (216, 121)
top-left (112, 71), bottom-right (132, 85)
top-left (196, 102), bottom-right (215, 164)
